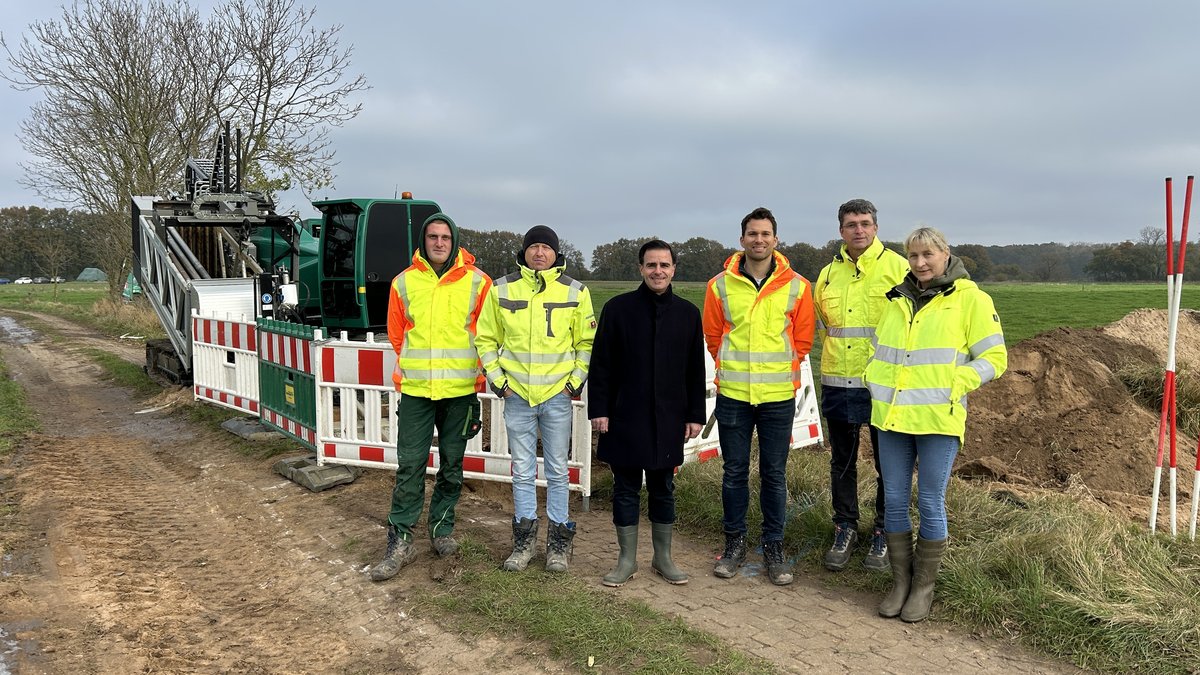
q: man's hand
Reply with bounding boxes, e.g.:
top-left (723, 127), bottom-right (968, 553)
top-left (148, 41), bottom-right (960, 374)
top-left (591, 417), bottom-right (609, 434)
top-left (684, 422), bottom-right (702, 441)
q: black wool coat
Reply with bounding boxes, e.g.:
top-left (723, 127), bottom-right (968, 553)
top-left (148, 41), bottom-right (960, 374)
top-left (588, 282), bottom-right (706, 470)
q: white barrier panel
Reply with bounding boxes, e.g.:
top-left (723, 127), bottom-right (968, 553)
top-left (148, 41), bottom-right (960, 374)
top-left (313, 332), bottom-right (594, 498)
top-left (680, 354), bottom-right (824, 468)
top-left (191, 310), bottom-right (260, 415)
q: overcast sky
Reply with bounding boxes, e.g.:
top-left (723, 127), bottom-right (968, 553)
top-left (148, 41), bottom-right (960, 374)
top-left (3, 1), bottom-right (1199, 262)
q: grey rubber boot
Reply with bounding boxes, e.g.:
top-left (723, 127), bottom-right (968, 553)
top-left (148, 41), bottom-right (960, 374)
top-left (878, 530), bottom-right (913, 618)
top-left (545, 521), bottom-right (576, 573)
top-left (370, 525), bottom-right (417, 582)
top-left (502, 517), bottom-right (539, 572)
top-left (601, 525), bottom-right (639, 587)
top-left (650, 523), bottom-right (688, 585)
top-left (901, 536), bottom-right (947, 623)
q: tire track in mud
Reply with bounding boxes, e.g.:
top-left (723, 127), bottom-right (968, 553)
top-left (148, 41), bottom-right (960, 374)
top-left (0, 313), bottom-right (561, 674)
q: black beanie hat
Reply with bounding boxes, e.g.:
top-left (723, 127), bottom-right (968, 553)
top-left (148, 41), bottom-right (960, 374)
top-left (522, 225), bottom-right (560, 255)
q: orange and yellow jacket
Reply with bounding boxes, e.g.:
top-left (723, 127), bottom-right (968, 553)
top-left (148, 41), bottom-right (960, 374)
top-left (387, 247), bottom-right (492, 400)
top-left (702, 250), bottom-right (815, 405)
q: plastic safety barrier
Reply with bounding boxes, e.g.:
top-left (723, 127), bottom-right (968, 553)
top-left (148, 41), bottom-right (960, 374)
top-left (313, 332), bottom-right (593, 499)
top-left (681, 354), bottom-right (824, 468)
top-left (191, 310), bottom-right (260, 415)
top-left (257, 318), bottom-right (323, 448)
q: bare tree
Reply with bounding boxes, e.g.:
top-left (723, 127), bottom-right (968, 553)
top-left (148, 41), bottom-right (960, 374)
top-left (2, 0), bottom-right (368, 291)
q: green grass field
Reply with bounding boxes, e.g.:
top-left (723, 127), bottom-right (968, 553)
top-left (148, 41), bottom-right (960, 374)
top-left (588, 280), bottom-right (1200, 347)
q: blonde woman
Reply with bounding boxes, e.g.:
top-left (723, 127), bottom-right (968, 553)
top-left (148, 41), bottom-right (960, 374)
top-left (865, 227), bottom-right (1007, 622)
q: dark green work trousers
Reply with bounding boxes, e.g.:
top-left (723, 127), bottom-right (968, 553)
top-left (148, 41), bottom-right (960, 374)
top-left (388, 392), bottom-right (478, 541)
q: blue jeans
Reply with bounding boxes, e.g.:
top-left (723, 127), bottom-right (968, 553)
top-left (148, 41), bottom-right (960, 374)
top-left (504, 391), bottom-right (573, 524)
top-left (876, 430), bottom-right (959, 540)
top-left (714, 394), bottom-right (795, 543)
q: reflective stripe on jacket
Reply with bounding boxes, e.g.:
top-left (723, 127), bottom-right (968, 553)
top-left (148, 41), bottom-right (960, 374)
top-left (475, 262), bottom-right (596, 406)
top-left (387, 247), bottom-right (491, 399)
top-left (702, 250), bottom-right (815, 405)
top-left (864, 278), bottom-right (1007, 440)
top-left (814, 238), bottom-right (909, 389)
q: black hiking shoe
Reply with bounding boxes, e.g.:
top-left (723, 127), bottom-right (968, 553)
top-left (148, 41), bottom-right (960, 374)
top-left (370, 526), bottom-right (417, 581)
top-left (713, 533), bottom-right (747, 579)
top-left (763, 540), bottom-right (793, 586)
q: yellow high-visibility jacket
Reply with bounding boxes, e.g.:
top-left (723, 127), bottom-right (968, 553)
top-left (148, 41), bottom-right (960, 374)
top-left (703, 250), bottom-right (815, 405)
top-left (814, 238), bottom-right (909, 389)
top-left (865, 270), bottom-right (1007, 441)
top-left (387, 247), bottom-right (491, 400)
top-left (475, 262), bottom-right (596, 406)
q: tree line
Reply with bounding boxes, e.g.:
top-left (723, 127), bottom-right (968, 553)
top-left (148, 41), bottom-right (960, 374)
top-left (3, 206), bottom-right (1197, 285)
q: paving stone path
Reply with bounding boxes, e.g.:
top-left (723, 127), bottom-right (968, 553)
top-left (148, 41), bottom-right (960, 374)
top-left (567, 507), bottom-right (1085, 674)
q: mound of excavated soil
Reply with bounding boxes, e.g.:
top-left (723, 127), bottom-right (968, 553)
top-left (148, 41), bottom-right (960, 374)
top-left (958, 309), bottom-right (1200, 503)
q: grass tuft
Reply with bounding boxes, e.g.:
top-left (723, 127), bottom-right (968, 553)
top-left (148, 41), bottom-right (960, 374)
top-left (0, 354), bottom-right (39, 457)
top-left (1117, 360), bottom-right (1200, 439)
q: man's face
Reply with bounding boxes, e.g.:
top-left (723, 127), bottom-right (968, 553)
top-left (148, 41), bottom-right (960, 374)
top-left (424, 221), bottom-right (453, 266)
top-left (640, 248), bottom-right (675, 294)
top-left (839, 212), bottom-right (878, 258)
top-left (740, 218), bottom-right (778, 263)
top-left (524, 243), bottom-right (555, 271)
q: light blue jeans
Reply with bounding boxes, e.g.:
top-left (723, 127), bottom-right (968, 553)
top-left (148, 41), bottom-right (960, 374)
top-left (504, 390), bottom-right (573, 524)
top-left (877, 430), bottom-right (959, 540)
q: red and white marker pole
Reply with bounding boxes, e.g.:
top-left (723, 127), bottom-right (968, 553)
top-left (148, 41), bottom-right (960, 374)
top-left (1152, 176), bottom-right (1192, 535)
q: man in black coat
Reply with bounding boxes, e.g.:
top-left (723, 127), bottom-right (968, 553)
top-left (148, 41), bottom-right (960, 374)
top-left (588, 239), bottom-right (706, 587)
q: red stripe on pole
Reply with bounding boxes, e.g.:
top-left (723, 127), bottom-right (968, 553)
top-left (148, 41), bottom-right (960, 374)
top-left (289, 337), bottom-right (298, 369)
top-left (462, 457), bottom-right (486, 473)
top-left (231, 323), bottom-right (241, 350)
top-left (568, 467), bottom-right (581, 484)
top-left (1180, 175), bottom-right (1194, 272)
top-left (204, 318), bottom-right (212, 345)
top-left (698, 448), bottom-right (719, 463)
top-left (359, 350), bottom-right (384, 386)
top-left (249, 400), bottom-right (258, 413)
top-left (360, 446), bottom-right (385, 463)
top-left (217, 320), bottom-right (226, 347)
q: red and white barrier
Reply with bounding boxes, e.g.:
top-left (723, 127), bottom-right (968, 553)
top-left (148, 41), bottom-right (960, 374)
top-left (680, 354), bottom-right (824, 469)
top-left (313, 332), bottom-right (593, 499)
top-left (191, 311), bottom-right (260, 415)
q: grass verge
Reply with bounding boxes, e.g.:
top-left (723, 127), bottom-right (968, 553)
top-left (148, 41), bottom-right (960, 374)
top-left (0, 353), bottom-right (39, 457)
top-left (673, 450), bottom-right (1200, 674)
top-left (420, 538), bottom-right (773, 674)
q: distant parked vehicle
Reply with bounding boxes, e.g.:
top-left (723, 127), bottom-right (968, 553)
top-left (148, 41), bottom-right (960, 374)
top-left (51, 276), bottom-right (65, 283)
top-left (0, 278), bottom-right (10, 284)
top-left (32, 276), bottom-right (48, 284)
top-left (14, 277), bottom-right (33, 284)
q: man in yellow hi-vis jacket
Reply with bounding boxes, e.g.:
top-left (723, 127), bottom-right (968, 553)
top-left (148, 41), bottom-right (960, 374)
top-left (371, 213), bottom-right (491, 583)
top-left (814, 199), bottom-right (908, 573)
top-left (476, 226), bottom-right (596, 574)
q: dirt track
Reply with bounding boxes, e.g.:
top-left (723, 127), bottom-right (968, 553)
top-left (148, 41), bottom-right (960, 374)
top-left (0, 313), bottom-right (559, 674)
top-left (0, 311), bottom-right (1083, 674)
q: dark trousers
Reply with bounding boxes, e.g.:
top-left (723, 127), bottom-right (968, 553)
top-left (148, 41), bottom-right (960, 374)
top-left (610, 465), bottom-right (676, 527)
top-left (714, 394), bottom-right (794, 543)
top-left (388, 392), bottom-right (477, 541)
top-left (827, 419), bottom-right (884, 530)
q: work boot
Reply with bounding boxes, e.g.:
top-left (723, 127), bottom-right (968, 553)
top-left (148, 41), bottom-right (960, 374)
top-left (650, 523), bottom-right (688, 585)
top-left (712, 533), bottom-right (746, 579)
top-left (545, 521), bottom-right (576, 573)
top-left (823, 522), bottom-right (859, 571)
top-left (370, 526), bottom-right (417, 582)
top-left (601, 524), bottom-right (639, 587)
top-left (762, 540), bottom-right (793, 586)
top-left (862, 527), bottom-right (890, 572)
top-left (878, 530), bottom-right (913, 618)
top-left (431, 534), bottom-right (459, 557)
top-left (901, 536), bottom-right (948, 623)
top-left (502, 517), bottom-right (539, 572)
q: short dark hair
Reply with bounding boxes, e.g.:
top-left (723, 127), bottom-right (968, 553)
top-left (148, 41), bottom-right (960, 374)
top-left (838, 199), bottom-right (877, 227)
top-left (638, 239), bottom-right (676, 264)
top-left (740, 207), bottom-right (777, 235)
